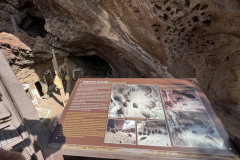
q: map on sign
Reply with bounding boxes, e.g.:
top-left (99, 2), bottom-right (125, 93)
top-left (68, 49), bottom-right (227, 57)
top-left (48, 78), bottom-right (238, 159)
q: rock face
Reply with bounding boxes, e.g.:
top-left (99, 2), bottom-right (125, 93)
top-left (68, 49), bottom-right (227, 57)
top-left (0, 0), bottom-right (239, 136)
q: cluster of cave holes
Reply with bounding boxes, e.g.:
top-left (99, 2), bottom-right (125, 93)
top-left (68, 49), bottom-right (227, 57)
top-left (139, 128), bottom-right (168, 136)
top-left (20, 15), bottom-right (47, 38)
top-left (193, 35), bottom-right (223, 53)
top-left (150, 0), bottom-right (213, 54)
top-left (107, 127), bottom-right (135, 134)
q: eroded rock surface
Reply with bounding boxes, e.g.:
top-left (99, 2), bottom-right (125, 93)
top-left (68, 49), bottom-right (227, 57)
top-left (0, 0), bottom-right (239, 137)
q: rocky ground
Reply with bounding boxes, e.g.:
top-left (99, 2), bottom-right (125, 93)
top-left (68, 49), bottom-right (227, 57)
top-left (0, 0), bottom-right (239, 139)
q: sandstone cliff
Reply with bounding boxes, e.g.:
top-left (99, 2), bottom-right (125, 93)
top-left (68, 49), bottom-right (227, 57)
top-left (0, 0), bottom-right (239, 137)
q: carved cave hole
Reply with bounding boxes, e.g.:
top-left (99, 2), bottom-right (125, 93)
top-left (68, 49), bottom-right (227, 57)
top-left (201, 4), bottom-right (208, 10)
top-left (224, 56), bottom-right (230, 62)
top-left (192, 4), bottom-right (201, 11)
top-left (184, 0), bottom-right (190, 7)
top-left (192, 16), bottom-right (199, 22)
top-left (166, 6), bottom-right (171, 11)
top-left (20, 16), bottom-right (47, 38)
top-left (163, 14), bottom-right (168, 21)
top-left (35, 81), bottom-right (44, 97)
top-left (203, 20), bottom-right (211, 27)
top-left (77, 55), bottom-right (112, 78)
top-left (154, 4), bottom-right (161, 10)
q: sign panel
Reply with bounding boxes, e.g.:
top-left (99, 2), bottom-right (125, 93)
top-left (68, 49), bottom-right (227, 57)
top-left (48, 78), bottom-right (239, 159)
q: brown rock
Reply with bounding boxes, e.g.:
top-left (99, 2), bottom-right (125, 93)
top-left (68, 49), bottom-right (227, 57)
top-left (0, 0), bottom-right (239, 137)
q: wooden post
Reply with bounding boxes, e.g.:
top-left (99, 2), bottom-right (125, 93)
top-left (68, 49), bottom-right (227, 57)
top-left (52, 49), bottom-right (67, 107)
top-left (64, 57), bottom-right (71, 99)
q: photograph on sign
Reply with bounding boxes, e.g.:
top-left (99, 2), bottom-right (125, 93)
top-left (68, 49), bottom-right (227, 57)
top-left (160, 89), bottom-right (206, 112)
top-left (108, 84), bottom-right (165, 119)
top-left (167, 111), bottom-right (225, 149)
top-left (137, 120), bottom-right (171, 147)
top-left (104, 119), bottom-right (136, 145)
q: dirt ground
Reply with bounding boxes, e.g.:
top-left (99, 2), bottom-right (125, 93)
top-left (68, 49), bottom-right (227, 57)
top-left (35, 89), bottom-right (64, 132)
